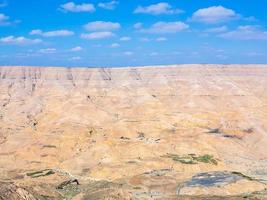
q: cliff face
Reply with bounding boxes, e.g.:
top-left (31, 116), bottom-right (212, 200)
top-left (1, 65), bottom-right (267, 199)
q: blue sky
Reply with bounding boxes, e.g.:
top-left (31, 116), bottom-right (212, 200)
top-left (0, 0), bottom-right (267, 67)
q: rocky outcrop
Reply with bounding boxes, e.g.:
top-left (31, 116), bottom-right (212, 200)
top-left (0, 182), bottom-right (36, 200)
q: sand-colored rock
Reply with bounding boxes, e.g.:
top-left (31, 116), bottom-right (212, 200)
top-left (0, 65), bottom-right (267, 199)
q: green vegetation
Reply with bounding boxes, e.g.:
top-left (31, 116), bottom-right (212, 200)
top-left (163, 153), bottom-right (218, 165)
top-left (58, 185), bottom-right (81, 200)
top-left (166, 154), bottom-right (197, 164)
top-left (57, 180), bottom-right (80, 200)
top-left (195, 154), bottom-right (218, 165)
top-left (207, 128), bottom-right (222, 134)
top-left (34, 194), bottom-right (50, 200)
top-left (133, 186), bottom-right (142, 190)
top-left (57, 179), bottom-right (79, 190)
top-left (26, 169), bottom-right (55, 178)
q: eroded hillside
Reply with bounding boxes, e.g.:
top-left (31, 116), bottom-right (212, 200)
top-left (1, 65), bottom-right (267, 199)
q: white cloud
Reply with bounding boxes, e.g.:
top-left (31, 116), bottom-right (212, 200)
top-left (60, 2), bottom-right (95, 13)
top-left (140, 37), bottom-right (167, 42)
top-left (120, 36), bottom-right (131, 41)
top-left (109, 43), bottom-right (120, 48)
top-left (39, 48), bottom-right (56, 54)
top-left (156, 37), bottom-right (167, 41)
top-left (191, 51), bottom-right (199, 56)
top-left (92, 44), bottom-right (102, 48)
top-left (0, 36), bottom-right (42, 45)
top-left (140, 37), bottom-right (151, 42)
top-left (204, 26), bottom-right (228, 33)
top-left (218, 25), bottom-right (267, 40)
top-left (141, 21), bottom-right (189, 33)
top-left (81, 31), bottom-right (114, 40)
top-left (70, 46), bottom-right (83, 52)
top-left (124, 51), bottom-right (134, 56)
top-left (134, 22), bottom-right (143, 29)
top-left (29, 29), bottom-right (42, 35)
top-left (0, 13), bottom-right (8, 21)
top-left (134, 2), bottom-right (183, 15)
top-left (84, 21), bottom-right (121, 31)
top-left (216, 54), bottom-right (228, 60)
top-left (191, 6), bottom-right (238, 24)
top-left (98, 1), bottom-right (119, 10)
top-left (13, 53), bottom-right (40, 58)
top-left (0, 13), bottom-right (19, 26)
top-left (0, 13), bottom-right (11, 25)
top-left (246, 52), bottom-right (267, 57)
top-left (244, 16), bottom-right (257, 22)
top-left (30, 29), bottom-right (74, 37)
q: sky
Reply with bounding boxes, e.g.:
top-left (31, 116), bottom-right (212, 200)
top-left (0, 0), bottom-right (267, 67)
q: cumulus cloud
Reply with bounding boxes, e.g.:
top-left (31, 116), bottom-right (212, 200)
top-left (98, 1), bottom-right (119, 10)
top-left (81, 31), bottom-right (115, 40)
top-left (0, 13), bottom-right (20, 26)
top-left (120, 36), bottom-right (131, 41)
top-left (0, 13), bottom-right (19, 26)
top-left (0, 36), bottom-right (42, 45)
top-left (70, 46), bottom-right (83, 52)
top-left (140, 37), bottom-right (151, 42)
top-left (109, 43), bottom-right (120, 48)
top-left (141, 21), bottom-right (189, 33)
top-left (246, 52), bottom-right (267, 57)
top-left (13, 53), bottom-right (40, 58)
top-left (156, 37), bottom-right (167, 41)
top-left (84, 21), bottom-right (121, 31)
top-left (39, 48), bottom-right (57, 54)
top-left (191, 6), bottom-right (238, 24)
top-left (60, 2), bottom-right (95, 13)
top-left (30, 29), bottom-right (74, 37)
top-left (134, 2), bottom-right (183, 15)
top-left (92, 44), bottom-right (102, 48)
top-left (0, 14), bottom-right (8, 21)
top-left (150, 52), bottom-right (159, 56)
top-left (218, 25), bottom-right (267, 40)
top-left (204, 26), bottom-right (228, 33)
top-left (0, 13), bottom-right (9, 25)
top-left (216, 54), bottom-right (228, 60)
top-left (139, 37), bottom-right (167, 42)
top-left (124, 51), bottom-right (134, 56)
top-left (134, 22), bottom-right (143, 29)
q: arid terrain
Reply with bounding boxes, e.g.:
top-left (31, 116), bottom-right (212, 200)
top-left (0, 65), bottom-right (267, 199)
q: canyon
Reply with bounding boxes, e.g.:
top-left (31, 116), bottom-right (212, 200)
top-left (0, 65), bottom-right (267, 199)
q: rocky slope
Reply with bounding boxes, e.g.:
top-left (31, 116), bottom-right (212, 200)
top-left (0, 65), bottom-right (267, 199)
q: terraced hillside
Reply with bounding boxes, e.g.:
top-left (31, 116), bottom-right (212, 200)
top-left (0, 65), bottom-right (267, 199)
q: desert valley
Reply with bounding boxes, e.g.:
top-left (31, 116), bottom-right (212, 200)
top-left (0, 65), bottom-right (267, 199)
